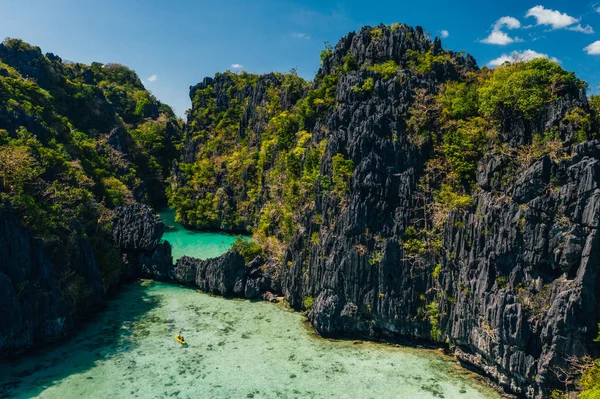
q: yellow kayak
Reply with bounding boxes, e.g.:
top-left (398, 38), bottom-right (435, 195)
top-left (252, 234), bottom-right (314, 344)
top-left (174, 334), bottom-right (187, 345)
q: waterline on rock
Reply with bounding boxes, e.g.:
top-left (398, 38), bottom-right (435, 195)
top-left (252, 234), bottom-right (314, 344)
top-left (0, 281), bottom-right (501, 399)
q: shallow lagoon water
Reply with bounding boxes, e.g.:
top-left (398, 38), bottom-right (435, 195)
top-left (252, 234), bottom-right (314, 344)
top-left (0, 216), bottom-right (501, 399)
top-left (0, 282), bottom-right (501, 399)
top-left (159, 208), bottom-right (239, 261)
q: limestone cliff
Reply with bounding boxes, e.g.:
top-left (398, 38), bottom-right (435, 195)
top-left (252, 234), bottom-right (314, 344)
top-left (175, 24), bottom-right (600, 398)
top-left (0, 39), bottom-right (181, 354)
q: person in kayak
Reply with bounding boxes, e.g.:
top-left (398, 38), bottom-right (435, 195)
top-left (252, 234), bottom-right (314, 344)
top-left (178, 330), bottom-right (184, 341)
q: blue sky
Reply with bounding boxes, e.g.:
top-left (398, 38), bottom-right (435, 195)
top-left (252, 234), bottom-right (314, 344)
top-left (2, 0), bottom-right (600, 117)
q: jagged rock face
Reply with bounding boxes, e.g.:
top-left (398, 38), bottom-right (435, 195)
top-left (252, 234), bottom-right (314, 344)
top-left (185, 73), bottom-right (293, 164)
top-left (277, 29), bottom-right (598, 399)
top-left (172, 255), bottom-right (198, 284)
top-left (173, 252), bottom-right (278, 300)
top-left (0, 201), bottom-right (173, 354)
top-left (179, 25), bottom-right (599, 398)
top-left (0, 40), bottom-right (183, 355)
top-left (174, 251), bottom-right (246, 295)
top-left (112, 204), bottom-right (173, 280)
top-left (132, 242), bottom-right (173, 280)
top-left (244, 256), bottom-right (279, 299)
top-left (0, 206), bottom-right (102, 354)
top-left (0, 43), bottom-right (60, 90)
top-left (280, 25), bottom-right (474, 330)
top-left (438, 142), bottom-right (600, 396)
top-left (112, 204), bottom-right (164, 251)
top-left (0, 104), bottom-right (51, 144)
top-left (171, 70), bottom-right (306, 231)
top-left (320, 26), bottom-right (475, 83)
top-left (0, 273), bottom-right (24, 348)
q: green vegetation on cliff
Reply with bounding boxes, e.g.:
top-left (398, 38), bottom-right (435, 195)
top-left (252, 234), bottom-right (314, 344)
top-left (168, 68), bottom-right (335, 258)
top-left (407, 57), bottom-right (589, 237)
top-left (167, 27), bottom-right (600, 397)
top-left (169, 25), bottom-right (596, 264)
top-left (4, 23), bottom-right (600, 398)
top-left (0, 38), bottom-right (181, 288)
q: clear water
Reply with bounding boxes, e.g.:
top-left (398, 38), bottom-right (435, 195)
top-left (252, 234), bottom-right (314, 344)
top-left (0, 213), bottom-right (501, 399)
top-left (159, 208), bottom-right (239, 261)
top-left (0, 281), bottom-right (501, 399)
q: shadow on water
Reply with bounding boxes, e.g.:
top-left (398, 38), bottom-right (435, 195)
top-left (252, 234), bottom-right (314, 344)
top-left (0, 282), bottom-right (160, 399)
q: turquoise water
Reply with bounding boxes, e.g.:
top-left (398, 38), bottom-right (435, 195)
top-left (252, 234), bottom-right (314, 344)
top-left (0, 281), bottom-right (501, 399)
top-left (159, 208), bottom-right (239, 261)
top-left (0, 214), bottom-right (501, 399)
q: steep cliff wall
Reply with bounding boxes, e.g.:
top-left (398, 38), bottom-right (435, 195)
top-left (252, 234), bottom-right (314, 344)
top-left (0, 205), bottom-right (102, 352)
top-left (2, 24), bottom-right (600, 398)
top-left (170, 71), bottom-right (306, 232)
top-left (0, 39), bottom-right (181, 354)
top-left (112, 203), bottom-right (173, 280)
top-left (178, 24), bottom-right (600, 397)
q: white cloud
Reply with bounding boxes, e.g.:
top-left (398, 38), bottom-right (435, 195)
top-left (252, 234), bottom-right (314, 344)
top-left (482, 30), bottom-right (522, 45)
top-left (584, 41), bottom-right (600, 55)
top-left (147, 74), bottom-right (157, 82)
top-left (292, 32), bottom-right (311, 40)
top-left (567, 24), bottom-right (594, 34)
top-left (488, 49), bottom-right (560, 67)
top-left (440, 30), bottom-right (449, 38)
top-left (488, 54), bottom-right (513, 66)
top-left (525, 5), bottom-right (579, 29)
top-left (495, 16), bottom-right (521, 30)
top-left (231, 63), bottom-right (244, 73)
top-left (481, 16), bottom-right (522, 45)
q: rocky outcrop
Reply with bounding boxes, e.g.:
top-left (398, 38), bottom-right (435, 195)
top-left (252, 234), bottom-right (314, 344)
top-left (0, 38), bottom-right (183, 356)
top-left (172, 71), bottom-right (306, 231)
top-left (180, 24), bottom-right (600, 398)
top-left (277, 27), bottom-right (599, 398)
top-left (437, 142), bottom-right (600, 396)
top-left (174, 251), bottom-right (245, 295)
top-left (0, 205), bottom-right (101, 354)
top-left (128, 241), bottom-right (173, 280)
top-left (113, 203), bottom-right (165, 251)
top-left (173, 252), bottom-right (279, 300)
top-left (0, 201), bottom-right (176, 355)
top-left (112, 204), bottom-right (173, 280)
top-left (0, 41), bottom-right (60, 91)
top-left (244, 256), bottom-right (280, 299)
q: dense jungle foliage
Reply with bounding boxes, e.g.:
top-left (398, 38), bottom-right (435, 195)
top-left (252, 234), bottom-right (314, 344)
top-left (0, 38), bottom-right (182, 287)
